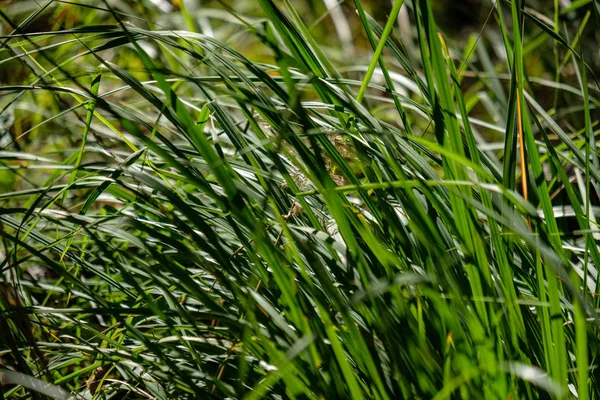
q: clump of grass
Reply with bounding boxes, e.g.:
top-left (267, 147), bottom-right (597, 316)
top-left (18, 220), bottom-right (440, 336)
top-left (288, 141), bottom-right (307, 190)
top-left (0, 0), bottom-right (599, 398)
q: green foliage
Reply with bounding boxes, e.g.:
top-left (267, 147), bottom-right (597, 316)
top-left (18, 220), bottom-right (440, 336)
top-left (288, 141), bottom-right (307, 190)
top-left (0, 0), bottom-right (599, 398)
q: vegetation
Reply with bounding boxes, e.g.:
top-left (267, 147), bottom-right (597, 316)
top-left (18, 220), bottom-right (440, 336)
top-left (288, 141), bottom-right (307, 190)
top-left (0, 0), bottom-right (599, 398)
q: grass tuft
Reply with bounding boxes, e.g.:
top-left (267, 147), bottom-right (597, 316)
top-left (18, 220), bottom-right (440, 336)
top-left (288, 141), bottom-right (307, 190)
top-left (0, 0), bottom-right (599, 398)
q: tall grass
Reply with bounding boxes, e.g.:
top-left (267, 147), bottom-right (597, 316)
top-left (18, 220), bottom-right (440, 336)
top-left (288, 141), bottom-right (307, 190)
top-left (0, 0), bottom-right (599, 398)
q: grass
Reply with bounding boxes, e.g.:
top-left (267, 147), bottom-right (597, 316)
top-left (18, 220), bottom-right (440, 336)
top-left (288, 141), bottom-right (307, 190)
top-left (0, 0), bottom-right (599, 398)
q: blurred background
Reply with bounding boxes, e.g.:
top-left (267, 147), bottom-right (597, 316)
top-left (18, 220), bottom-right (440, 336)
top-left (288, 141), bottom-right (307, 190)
top-left (1, 0), bottom-right (597, 152)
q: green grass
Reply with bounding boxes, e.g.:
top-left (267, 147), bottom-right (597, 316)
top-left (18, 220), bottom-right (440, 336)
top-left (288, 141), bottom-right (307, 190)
top-left (0, 0), bottom-right (599, 398)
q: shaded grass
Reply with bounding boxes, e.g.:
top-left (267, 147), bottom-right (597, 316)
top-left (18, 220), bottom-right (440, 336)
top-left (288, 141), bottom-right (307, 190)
top-left (0, 0), bottom-right (599, 398)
